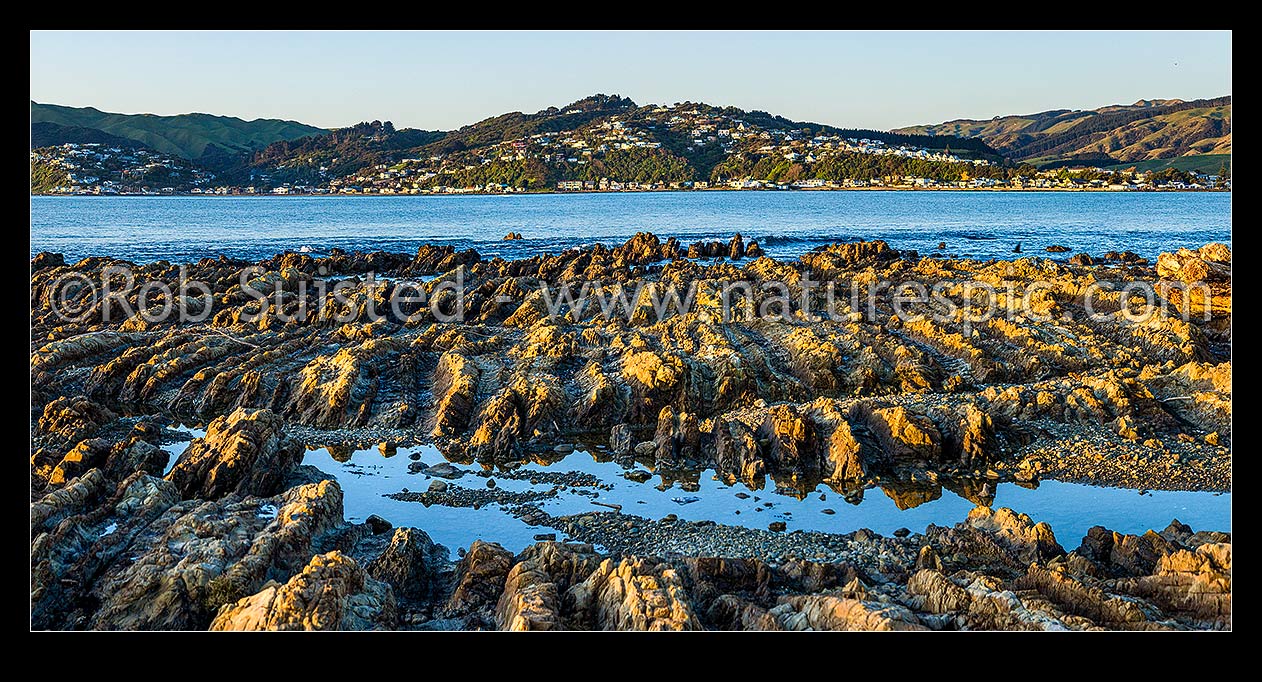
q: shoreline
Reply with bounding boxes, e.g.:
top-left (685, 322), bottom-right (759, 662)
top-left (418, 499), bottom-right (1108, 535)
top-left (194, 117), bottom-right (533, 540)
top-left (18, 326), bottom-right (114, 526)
top-left (30, 186), bottom-right (1232, 198)
top-left (26, 242), bottom-right (1236, 281)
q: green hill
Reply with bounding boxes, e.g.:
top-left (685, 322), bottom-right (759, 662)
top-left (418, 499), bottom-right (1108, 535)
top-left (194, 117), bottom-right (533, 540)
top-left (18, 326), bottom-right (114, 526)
top-left (895, 96), bottom-right (1230, 169)
top-left (31, 121), bottom-right (152, 150)
top-left (426, 94), bottom-right (639, 156)
top-left (30, 159), bottom-right (69, 193)
top-left (1104, 153), bottom-right (1231, 174)
top-left (225, 95), bottom-right (1007, 190)
top-left (29, 94), bottom-right (1015, 192)
top-left (31, 102), bottom-right (326, 160)
top-left (423, 95), bottom-right (1001, 162)
top-left (353, 95), bottom-right (1008, 191)
top-left (232, 121), bottom-right (446, 185)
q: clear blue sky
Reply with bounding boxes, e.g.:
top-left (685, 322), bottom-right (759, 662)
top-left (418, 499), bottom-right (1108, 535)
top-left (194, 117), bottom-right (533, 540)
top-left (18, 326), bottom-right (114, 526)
top-left (30, 30), bottom-right (1231, 131)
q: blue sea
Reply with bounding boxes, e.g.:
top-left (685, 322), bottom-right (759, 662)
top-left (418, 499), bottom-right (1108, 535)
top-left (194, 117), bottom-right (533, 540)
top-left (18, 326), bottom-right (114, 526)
top-left (30, 191), bottom-right (1231, 263)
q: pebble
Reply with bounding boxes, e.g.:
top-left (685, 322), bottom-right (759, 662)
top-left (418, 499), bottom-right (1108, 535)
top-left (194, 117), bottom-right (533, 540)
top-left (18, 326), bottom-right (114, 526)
top-left (365, 514), bottom-right (393, 535)
top-left (428, 480), bottom-right (449, 493)
top-left (517, 506), bottom-right (548, 526)
top-left (426, 462), bottom-right (466, 479)
top-left (624, 469), bottom-right (652, 483)
top-left (894, 527), bottom-right (911, 538)
top-left (768, 521), bottom-right (787, 532)
top-left (486, 478), bottom-right (497, 489)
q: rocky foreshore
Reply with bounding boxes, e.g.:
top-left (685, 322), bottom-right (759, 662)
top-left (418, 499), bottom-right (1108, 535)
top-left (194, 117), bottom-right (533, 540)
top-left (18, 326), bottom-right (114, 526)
top-left (30, 410), bottom-right (1231, 631)
top-left (30, 234), bottom-right (1231, 630)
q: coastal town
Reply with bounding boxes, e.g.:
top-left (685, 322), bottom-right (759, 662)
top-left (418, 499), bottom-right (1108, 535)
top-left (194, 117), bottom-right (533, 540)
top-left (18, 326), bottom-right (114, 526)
top-left (32, 139), bottom-right (1227, 195)
top-left (30, 144), bottom-right (218, 195)
top-left (32, 101), bottom-right (1229, 195)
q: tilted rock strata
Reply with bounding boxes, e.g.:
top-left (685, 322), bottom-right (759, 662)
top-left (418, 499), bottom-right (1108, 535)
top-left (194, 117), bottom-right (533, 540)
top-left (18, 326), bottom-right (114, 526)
top-left (164, 407), bottom-right (304, 499)
top-left (30, 237), bottom-right (1230, 494)
top-left (210, 551), bottom-right (397, 631)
